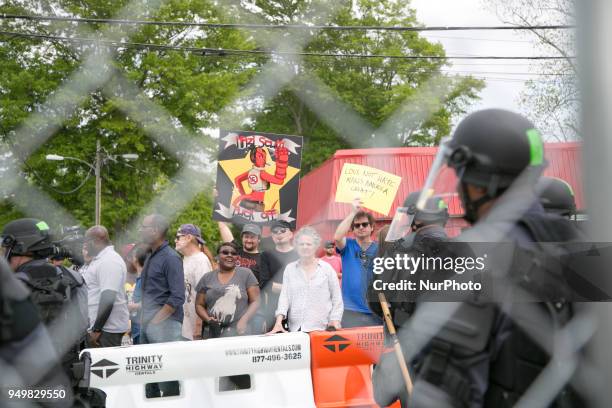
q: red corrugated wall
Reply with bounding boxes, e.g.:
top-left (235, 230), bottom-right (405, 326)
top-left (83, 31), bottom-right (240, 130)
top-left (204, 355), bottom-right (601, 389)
top-left (297, 143), bottom-right (583, 241)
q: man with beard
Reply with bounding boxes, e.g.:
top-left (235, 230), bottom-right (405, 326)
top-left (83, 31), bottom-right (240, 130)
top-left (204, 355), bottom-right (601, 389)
top-left (218, 222), bottom-right (262, 282)
top-left (255, 220), bottom-right (299, 332)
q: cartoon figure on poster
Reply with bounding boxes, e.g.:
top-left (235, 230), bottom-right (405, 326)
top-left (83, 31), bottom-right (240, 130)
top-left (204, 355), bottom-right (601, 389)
top-left (232, 145), bottom-right (289, 212)
top-left (214, 131), bottom-right (302, 225)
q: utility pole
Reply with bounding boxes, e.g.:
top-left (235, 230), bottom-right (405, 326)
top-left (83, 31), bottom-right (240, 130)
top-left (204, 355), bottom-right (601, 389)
top-left (95, 139), bottom-right (102, 225)
top-left (46, 143), bottom-right (138, 226)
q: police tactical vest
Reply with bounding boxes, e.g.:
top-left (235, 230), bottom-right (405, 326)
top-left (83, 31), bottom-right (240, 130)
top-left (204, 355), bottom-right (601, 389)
top-left (408, 213), bottom-right (585, 408)
top-left (16, 260), bottom-right (88, 345)
top-left (484, 212), bottom-right (584, 408)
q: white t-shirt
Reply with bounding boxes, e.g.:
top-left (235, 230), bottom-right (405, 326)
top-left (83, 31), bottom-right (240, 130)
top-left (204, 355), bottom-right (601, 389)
top-left (82, 245), bottom-right (130, 333)
top-left (182, 251), bottom-right (212, 339)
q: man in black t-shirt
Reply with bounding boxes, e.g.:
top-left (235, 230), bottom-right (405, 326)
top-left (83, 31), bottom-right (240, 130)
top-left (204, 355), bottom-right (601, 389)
top-left (218, 222), bottom-right (262, 281)
top-left (256, 220), bottom-right (299, 332)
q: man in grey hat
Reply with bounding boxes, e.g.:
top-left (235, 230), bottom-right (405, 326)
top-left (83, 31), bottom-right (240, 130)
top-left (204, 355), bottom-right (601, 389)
top-left (217, 221), bottom-right (262, 282)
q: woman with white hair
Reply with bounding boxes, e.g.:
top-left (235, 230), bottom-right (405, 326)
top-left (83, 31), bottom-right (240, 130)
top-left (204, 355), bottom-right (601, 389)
top-left (269, 226), bottom-right (343, 333)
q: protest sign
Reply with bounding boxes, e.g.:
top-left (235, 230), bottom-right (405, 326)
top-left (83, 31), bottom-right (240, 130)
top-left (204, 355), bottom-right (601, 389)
top-left (335, 163), bottom-right (401, 215)
top-left (214, 130), bottom-right (302, 227)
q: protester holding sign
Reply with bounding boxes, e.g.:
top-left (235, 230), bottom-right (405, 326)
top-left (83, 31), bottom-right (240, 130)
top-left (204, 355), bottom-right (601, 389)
top-left (335, 163), bottom-right (401, 215)
top-left (334, 198), bottom-right (381, 328)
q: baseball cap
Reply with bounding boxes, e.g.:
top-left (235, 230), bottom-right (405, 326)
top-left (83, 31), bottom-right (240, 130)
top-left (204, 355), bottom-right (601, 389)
top-left (270, 220), bottom-right (293, 231)
top-left (177, 224), bottom-right (205, 245)
top-left (241, 224), bottom-right (262, 237)
top-left (324, 240), bottom-right (334, 249)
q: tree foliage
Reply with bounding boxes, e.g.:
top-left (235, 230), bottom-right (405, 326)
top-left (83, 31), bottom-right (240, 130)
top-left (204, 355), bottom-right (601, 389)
top-left (248, 0), bottom-right (484, 171)
top-left (0, 0), bottom-right (484, 236)
top-left (0, 0), bottom-right (259, 236)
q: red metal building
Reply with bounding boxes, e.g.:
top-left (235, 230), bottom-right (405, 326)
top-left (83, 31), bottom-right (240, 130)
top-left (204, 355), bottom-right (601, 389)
top-left (297, 143), bottom-right (582, 240)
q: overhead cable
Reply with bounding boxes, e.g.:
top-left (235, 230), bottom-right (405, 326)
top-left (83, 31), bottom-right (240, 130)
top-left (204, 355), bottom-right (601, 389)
top-left (0, 30), bottom-right (576, 60)
top-left (0, 13), bottom-right (575, 32)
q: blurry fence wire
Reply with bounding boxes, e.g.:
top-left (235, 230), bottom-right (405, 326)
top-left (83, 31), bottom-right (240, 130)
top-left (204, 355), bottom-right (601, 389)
top-left (0, 1), bottom-right (607, 407)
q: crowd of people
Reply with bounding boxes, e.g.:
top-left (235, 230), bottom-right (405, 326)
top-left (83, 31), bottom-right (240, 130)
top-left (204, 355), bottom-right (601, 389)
top-left (116, 211), bottom-right (378, 340)
top-left (0, 108), bottom-right (589, 407)
top-left (0, 206), bottom-right (389, 348)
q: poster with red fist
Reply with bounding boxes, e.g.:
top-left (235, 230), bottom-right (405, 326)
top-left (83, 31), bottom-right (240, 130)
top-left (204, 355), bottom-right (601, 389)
top-left (213, 130), bottom-right (303, 228)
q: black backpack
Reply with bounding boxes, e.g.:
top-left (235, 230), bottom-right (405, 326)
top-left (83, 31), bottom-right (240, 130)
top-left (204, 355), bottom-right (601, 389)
top-left (16, 260), bottom-right (89, 351)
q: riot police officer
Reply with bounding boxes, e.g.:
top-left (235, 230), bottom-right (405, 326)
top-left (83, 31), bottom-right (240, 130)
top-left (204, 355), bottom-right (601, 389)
top-left (1, 218), bottom-right (88, 395)
top-left (0, 222), bottom-right (74, 407)
top-left (537, 176), bottom-right (577, 219)
top-left (391, 109), bottom-right (584, 407)
top-left (370, 191), bottom-right (450, 407)
top-left (372, 190), bottom-right (450, 313)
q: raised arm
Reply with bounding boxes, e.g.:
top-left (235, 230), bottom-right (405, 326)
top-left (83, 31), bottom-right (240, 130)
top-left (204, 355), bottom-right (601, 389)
top-left (334, 197), bottom-right (363, 250)
top-left (218, 221), bottom-right (234, 243)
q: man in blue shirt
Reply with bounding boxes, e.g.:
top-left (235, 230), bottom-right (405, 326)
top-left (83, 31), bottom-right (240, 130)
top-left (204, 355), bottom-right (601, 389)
top-left (139, 214), bottom-right (185, 344)
top-left (139, 214), bottom-right (185, 398)
top-left (334, 198), bottom-right (381, 328)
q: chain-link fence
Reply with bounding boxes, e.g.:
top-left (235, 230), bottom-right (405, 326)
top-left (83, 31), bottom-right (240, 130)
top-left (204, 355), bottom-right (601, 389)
top-left (1, 0), bottom-right (610, 407)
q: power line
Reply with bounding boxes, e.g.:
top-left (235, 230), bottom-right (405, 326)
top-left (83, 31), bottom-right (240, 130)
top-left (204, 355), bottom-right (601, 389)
top-left (0, 13), bottom-right (575, 32)
top-left (425, 34), bottom-right (534, 43)
top-left (0, 30), bottom-right (576, 60)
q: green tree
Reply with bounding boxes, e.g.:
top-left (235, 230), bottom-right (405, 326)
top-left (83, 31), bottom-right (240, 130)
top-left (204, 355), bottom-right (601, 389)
top-left (0, 0), bottom-right (260, 235)
top-left (248, 0), bottom-right (485, 171)
top-left (0, 0), bottom-right (485, 234)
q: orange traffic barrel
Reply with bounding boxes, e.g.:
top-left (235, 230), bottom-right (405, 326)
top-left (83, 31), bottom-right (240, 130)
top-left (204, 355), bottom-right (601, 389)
top-left (309, 326), bottom-right (400, 408)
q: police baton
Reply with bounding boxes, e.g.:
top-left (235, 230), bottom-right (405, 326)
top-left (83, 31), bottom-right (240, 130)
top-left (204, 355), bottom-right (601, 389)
top-left (378, 292), bottom-right (414, 396)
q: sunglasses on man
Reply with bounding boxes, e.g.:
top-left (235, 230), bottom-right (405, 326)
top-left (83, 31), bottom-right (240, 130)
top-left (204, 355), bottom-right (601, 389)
top-left (352, 222), bottom-right (370, 229)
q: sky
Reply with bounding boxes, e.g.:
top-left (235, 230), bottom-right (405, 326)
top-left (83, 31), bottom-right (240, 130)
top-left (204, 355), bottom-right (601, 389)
top-left (411, 0), bottom-right (542, 116)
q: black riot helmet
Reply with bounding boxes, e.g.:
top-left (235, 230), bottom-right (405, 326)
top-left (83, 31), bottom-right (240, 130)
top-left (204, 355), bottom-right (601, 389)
top-left (386, 191), bottom-right (449, 241)
top-left (403, 191), bottom-right (449, 227)
top-left (449, 109), bottom-right (545, 192)
top-left (421, 109), bottom-right (546, 224)
top-left (537, 176), bottom-right (576, 218)
top-left (1, 218), bottom-right (54, 260)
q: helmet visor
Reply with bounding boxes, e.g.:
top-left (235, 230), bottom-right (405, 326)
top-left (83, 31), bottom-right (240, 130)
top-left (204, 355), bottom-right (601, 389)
top-left (385, 207), bottom-right (415, 242)
top-left (385, 137), bottom-right (461, 241)
top-left (0, 234), bottom-right (13, 259)
top-left (419, 137), bottom-right (464, 219)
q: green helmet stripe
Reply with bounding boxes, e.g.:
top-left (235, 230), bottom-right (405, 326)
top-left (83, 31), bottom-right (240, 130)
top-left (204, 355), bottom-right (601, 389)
top-left (526, 129), bottom-right (544, 166)
top-left (438, 200), bottom-right (447, 209)
top-left (36, 221), bottom-right (50, 231)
